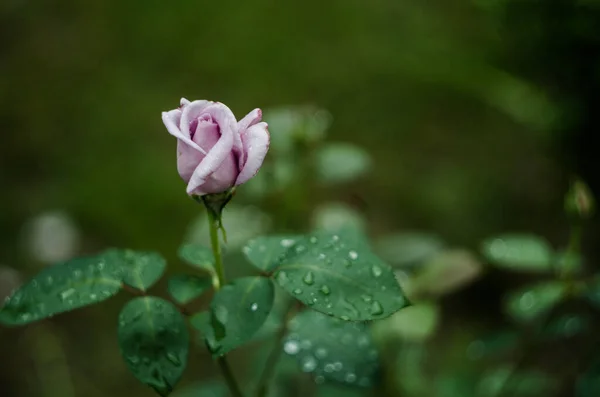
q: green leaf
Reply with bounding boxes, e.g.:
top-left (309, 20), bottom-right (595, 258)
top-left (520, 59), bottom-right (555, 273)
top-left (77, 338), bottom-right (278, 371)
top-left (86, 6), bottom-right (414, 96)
top-left (283, 310), bottom-right (380, 387)
top-left (465, 330), bottom-right (520, 360)
top-left (167, 274), bottom-right (212, 305)
top-left (504, 281), bottom-right (567, 323)
top-left (103, 249), bottom-right (166, 291)
top-left (192, 276), bottom-right (275, 356)
top-left (478, 366), bottom-right (556, 397)
top-left (242, 235), bottom-right (302, 272)
top-left (374, 232), bottom-right (444, 268)
top-left (0, 255), bottom-right (122, 326)
top-left (178, 244), bottom-right (215, 274)
top-left (540, 313), bottom-right (590, 340)
top-left (117, 297), bottom-right (189, 396)
top-left (481, 234), bottom-right (553, 272)
top-left (273, 231), bottom-right (409, 321)
top-left (411, 249), bottom-right (482, 298)
top-left (577, 359), bottom-right (600, 397)
top-left (315, 143), bottom-right (372, 184)
top-left (371, 302), bottom-right (440, 342)
top-left (585, 277), bottom-right (600, 309)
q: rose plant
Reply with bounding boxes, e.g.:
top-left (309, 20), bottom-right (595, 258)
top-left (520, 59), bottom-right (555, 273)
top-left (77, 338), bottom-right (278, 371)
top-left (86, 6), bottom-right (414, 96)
top-left (0, 99), bottom-right (410, 397)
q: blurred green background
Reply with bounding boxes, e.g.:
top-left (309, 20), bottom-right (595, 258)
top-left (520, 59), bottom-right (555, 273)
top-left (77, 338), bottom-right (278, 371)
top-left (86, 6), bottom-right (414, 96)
top-left (2, 0), bottom-right (600, 396)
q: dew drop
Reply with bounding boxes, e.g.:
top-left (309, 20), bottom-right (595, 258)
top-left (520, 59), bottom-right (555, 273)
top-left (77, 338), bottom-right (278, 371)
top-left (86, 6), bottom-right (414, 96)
top-left (315, 375), bottom-right (325, 384)
top-left (324, 363), bottom-right (335, 373)
top-left (361, 294), bottom-right (373, 303)
top-left (166, 352), bottom-right (181, 366)
top-left (295, 245), bottom-right (306, 253)
top-left (301, 356), bottom-right (317, 372)
top-left (280, 239), bottom-right (295, 248)
top-left (250, 303), bottom-right (258, 311)
top-left (348, 251), bottom-right (358, 260)
top-left (371, 301), bottom-right (384, 315)
top-left (276, 271), bottom-right (288, 285)
top-left (127, 355), bottom-right (140, 365)
top-left (293, 288), bottom-right (303, 295)
top-left (300, 339), bottom-right (313, 350)
top-left (357, 335), bottom-right (370, 348)
top-left (519, 291), bottom-right (535, 310)
top-left (59, 288), bottom-right (76, 301)
top-left (345, 373), bottom-right (357, 383)
top-left (333, 361), bottom-right (343, 371)
top-left (332, 235), bottom-right (340, 242)
top-left (309, 236), bottom-right (318, 244)
top-left (371, 265), bottom-right (383, 277)
top-left (283, 340), bottom-right (300, 355)
top-left (318, 253), bottom-right (326, 260)
top-left (320, 285), bottom-right (331, 295)
top-left (303, 272), bottom-right (315, 285)
top-left (214, 305), bottom-right (229, 324)
top-left (315, 347), bottom-right (328, 359)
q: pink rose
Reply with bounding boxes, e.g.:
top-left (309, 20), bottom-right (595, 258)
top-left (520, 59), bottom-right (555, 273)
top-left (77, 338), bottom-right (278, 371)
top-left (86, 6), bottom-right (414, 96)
top-left (162, 98), bottom-right (270, 196)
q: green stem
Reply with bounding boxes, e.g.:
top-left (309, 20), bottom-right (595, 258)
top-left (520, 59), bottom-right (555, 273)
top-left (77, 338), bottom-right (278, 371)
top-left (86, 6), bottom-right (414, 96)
top-left (218, 356), bottom-right (245, 397)
top-left (205, 206), bottom-right (244, 397)
top-left (207, 209), bottom-right (226, 289)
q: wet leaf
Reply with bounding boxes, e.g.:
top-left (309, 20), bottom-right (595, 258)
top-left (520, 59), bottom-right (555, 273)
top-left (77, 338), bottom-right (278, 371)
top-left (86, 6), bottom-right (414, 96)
top-left (0, 254), bottom-right (122, 326)
top-left (167, 274), bottom-right (212, 305)
top-left (103, 249), bottom-right (166, 291)
top-left (504, 281), bottom-right (567, 323)
top-left (481, 234), bottom-right (553, 272)
top-left (178, 244), bottom-right (215, 274)
top-left (191, 277), bottom-right (274, 356)
top-left (283, 310), bottom-right (380, 387)
top-left (117, 297), bottom-right (189, 396)
top-left (273, 230), bottom-right (408, 321)
top-left (243, 235), bottom-right (303, 272)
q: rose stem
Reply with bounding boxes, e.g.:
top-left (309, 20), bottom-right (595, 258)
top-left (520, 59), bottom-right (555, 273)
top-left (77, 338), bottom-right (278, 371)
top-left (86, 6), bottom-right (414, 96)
top-left (206, 208), bottom-right (245, 397)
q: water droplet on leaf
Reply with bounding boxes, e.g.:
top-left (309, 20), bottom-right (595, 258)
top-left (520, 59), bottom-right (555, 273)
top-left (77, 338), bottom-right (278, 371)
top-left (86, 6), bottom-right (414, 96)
top-left (284, 340), bottom-right (300, 355)
top-left (303, 272), bottom-right (314, 285)
top-left (371, 265), bottom-right (382, 277)
top-left (371, 301), bottom-right (384, 315)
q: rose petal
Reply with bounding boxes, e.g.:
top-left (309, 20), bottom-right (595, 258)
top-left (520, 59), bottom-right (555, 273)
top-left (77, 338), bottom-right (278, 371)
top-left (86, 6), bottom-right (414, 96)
top-left (235, 121), bottom-right (269, 186)
top-left (236, 108), bottom-right (263, 168)
top-left (238, 108), bottom-right (262, 131)
top-left (162, 109), bottom-right (206, 154)
top-left (186, 103), bottom-right (238, 194)
top-left (180, 97), bottom-right (191, 107)
top-left (180, 100), bottom-right (212, 138)
top-left (177, 139), bottom-right (204, 182)
top-left (191, 153), bottom-right (237, 195)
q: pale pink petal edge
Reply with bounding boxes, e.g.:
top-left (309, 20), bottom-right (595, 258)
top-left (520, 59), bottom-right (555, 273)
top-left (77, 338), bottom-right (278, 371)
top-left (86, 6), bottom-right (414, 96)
top-left (235, 122), bottom-right (270, 186)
